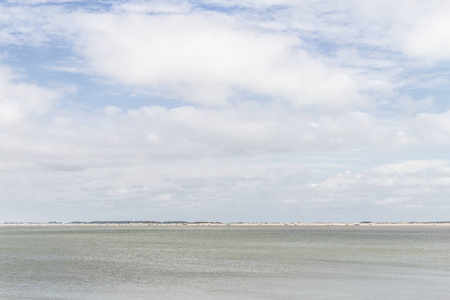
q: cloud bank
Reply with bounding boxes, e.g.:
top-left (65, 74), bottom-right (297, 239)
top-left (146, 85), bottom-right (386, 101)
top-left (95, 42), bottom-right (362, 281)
top-left (1, 0), bottom-right (450, 222)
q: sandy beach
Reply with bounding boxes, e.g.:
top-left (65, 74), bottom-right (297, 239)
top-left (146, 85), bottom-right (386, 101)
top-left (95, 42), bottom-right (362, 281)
top-left (2, 221), bottom-right (450, 227)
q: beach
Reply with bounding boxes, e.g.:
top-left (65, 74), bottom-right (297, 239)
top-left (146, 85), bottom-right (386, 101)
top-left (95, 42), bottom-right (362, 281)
top-left (2, 221), bottom-right (450, 227)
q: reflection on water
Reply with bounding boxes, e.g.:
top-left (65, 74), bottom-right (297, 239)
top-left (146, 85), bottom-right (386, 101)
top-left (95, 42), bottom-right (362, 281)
top-left (1, 225), bottom-right (450, 299)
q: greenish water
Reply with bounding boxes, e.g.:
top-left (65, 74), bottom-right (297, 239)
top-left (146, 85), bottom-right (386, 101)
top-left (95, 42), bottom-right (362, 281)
top-left (1, 225), bottom-right (449, 299)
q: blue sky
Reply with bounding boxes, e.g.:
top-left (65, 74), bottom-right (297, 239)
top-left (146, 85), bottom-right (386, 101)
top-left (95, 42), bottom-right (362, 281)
top-left (1, 0), bottom-right (450, 222)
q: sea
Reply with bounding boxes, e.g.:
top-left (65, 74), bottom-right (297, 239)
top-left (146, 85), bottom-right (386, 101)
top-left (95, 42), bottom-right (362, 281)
top-left (1, 224), bottom-right (449, 299)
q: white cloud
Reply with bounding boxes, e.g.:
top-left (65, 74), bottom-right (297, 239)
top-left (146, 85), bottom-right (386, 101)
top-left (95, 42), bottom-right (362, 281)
top-left (102, 106), bottom-right (123, 117)
top-left (414, 111), bottom-right (450, 143)
top-left (71, 10), bottom-right (364, 107)
top-left (0, 100), bottom-right (417, 175)
top-left (370, 160), bottom-right (448, 175)
top-left (112, 0), bottom-right (193, 14)
top-left (402, 2), bottom-right (450, 61)
top-left (0, 66), bottom-right (59, 126)
top-left (306, 160), bottom-right (450, 209)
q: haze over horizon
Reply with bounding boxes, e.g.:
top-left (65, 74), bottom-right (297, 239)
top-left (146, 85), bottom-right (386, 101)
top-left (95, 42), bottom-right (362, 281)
top-left (2, 0), bottom-right (450, 223)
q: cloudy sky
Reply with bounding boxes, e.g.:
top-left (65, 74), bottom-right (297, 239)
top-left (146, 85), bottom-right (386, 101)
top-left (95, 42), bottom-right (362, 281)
top-left (1, 0), bottom-right (450, 223)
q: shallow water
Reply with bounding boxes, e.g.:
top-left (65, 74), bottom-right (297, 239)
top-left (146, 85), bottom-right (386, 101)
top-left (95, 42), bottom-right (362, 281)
top-left (1, 225), bottom-right (449, 299)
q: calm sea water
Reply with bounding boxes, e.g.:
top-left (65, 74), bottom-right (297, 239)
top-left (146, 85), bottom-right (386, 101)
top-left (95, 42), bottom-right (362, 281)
top-left (1, 225), bottom-right (449, 299)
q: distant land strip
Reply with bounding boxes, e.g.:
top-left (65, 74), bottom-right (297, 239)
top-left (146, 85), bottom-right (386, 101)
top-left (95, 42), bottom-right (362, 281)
top-left (2, 221), bottom-right (450, 226)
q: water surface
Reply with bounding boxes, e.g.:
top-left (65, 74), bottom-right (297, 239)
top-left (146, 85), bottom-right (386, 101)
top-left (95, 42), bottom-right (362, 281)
top-left (1, 225), bottom-right (449, 299)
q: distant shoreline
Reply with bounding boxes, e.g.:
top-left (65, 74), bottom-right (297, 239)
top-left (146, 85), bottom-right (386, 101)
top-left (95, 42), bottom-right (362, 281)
top-left (2, 221), bottom-right (450, 227)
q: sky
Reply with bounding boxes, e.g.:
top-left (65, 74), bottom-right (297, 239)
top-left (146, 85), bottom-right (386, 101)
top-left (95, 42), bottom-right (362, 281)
top-left (1, 0), bottom-right (450, 223)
